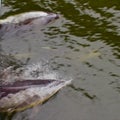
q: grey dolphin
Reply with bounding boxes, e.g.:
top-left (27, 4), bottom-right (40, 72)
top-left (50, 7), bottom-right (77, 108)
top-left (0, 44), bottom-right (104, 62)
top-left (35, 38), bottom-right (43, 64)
top-left (0, 64), bottom-right (72, 112)
top-left (0, 78), bottom-right (71, 112)
top-left (0, 11), bottom-right (59, 36)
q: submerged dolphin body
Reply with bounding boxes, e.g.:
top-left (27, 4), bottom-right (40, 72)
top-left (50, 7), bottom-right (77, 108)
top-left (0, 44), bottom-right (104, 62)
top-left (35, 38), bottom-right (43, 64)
top-left (0, 11), bottom-right (59, 36)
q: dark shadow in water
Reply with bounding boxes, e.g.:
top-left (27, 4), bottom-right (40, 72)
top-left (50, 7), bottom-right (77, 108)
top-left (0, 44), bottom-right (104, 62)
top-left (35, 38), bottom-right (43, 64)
top-left (109, 79), bottom-right (120, 94)
top-left (0, 112), bottom-right (15, 120)
top-left (47, 0), bottom-right (120, 58)
top-left (69, 84), bottom-right (97, 100)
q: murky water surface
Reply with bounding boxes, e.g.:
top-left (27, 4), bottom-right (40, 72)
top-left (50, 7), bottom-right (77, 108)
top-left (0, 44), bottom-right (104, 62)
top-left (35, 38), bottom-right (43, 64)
top-left (0, 0), bottom-right (120, 120)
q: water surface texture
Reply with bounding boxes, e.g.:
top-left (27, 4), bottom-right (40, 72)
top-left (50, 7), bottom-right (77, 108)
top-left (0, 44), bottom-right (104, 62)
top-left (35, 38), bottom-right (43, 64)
top-left (0, 0), bottom-right (120, 120)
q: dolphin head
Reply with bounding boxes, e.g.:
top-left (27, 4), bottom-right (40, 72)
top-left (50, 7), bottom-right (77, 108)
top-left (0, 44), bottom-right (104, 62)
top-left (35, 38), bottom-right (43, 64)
top-left (29, 12), bottom-right (59, 26)
top-left (0, 11), bottom-right (59, 27)
top-left (0, 11), bottom-right (59, 36)
top-left (43, 13), bottom-right (59, 24)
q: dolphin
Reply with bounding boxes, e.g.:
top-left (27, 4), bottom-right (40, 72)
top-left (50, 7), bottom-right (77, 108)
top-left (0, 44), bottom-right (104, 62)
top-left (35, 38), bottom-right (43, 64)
top-left (0, 64), bottom-right (72, 112)
top-left (0, 78), bottom-right (71, 112)
top-left (0, 11), bottom-right (59, 36)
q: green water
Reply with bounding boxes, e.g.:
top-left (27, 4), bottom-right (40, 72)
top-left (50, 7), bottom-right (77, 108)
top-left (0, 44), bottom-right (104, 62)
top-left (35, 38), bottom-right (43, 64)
top-left (0, 0), bottom-right (120, 120)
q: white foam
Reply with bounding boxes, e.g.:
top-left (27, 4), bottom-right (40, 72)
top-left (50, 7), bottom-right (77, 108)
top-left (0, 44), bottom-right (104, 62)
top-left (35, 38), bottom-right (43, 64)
top-left (22, 62), bottom-right (60, 80)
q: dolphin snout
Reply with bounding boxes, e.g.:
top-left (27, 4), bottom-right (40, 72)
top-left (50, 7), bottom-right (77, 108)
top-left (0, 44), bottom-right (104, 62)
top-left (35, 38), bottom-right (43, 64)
top-left (55, 14), bottom-right (59, 19)
top-left (48, 13), bottom-right (59, 19)
top-left (44, 13), bottom-right (59, 24)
